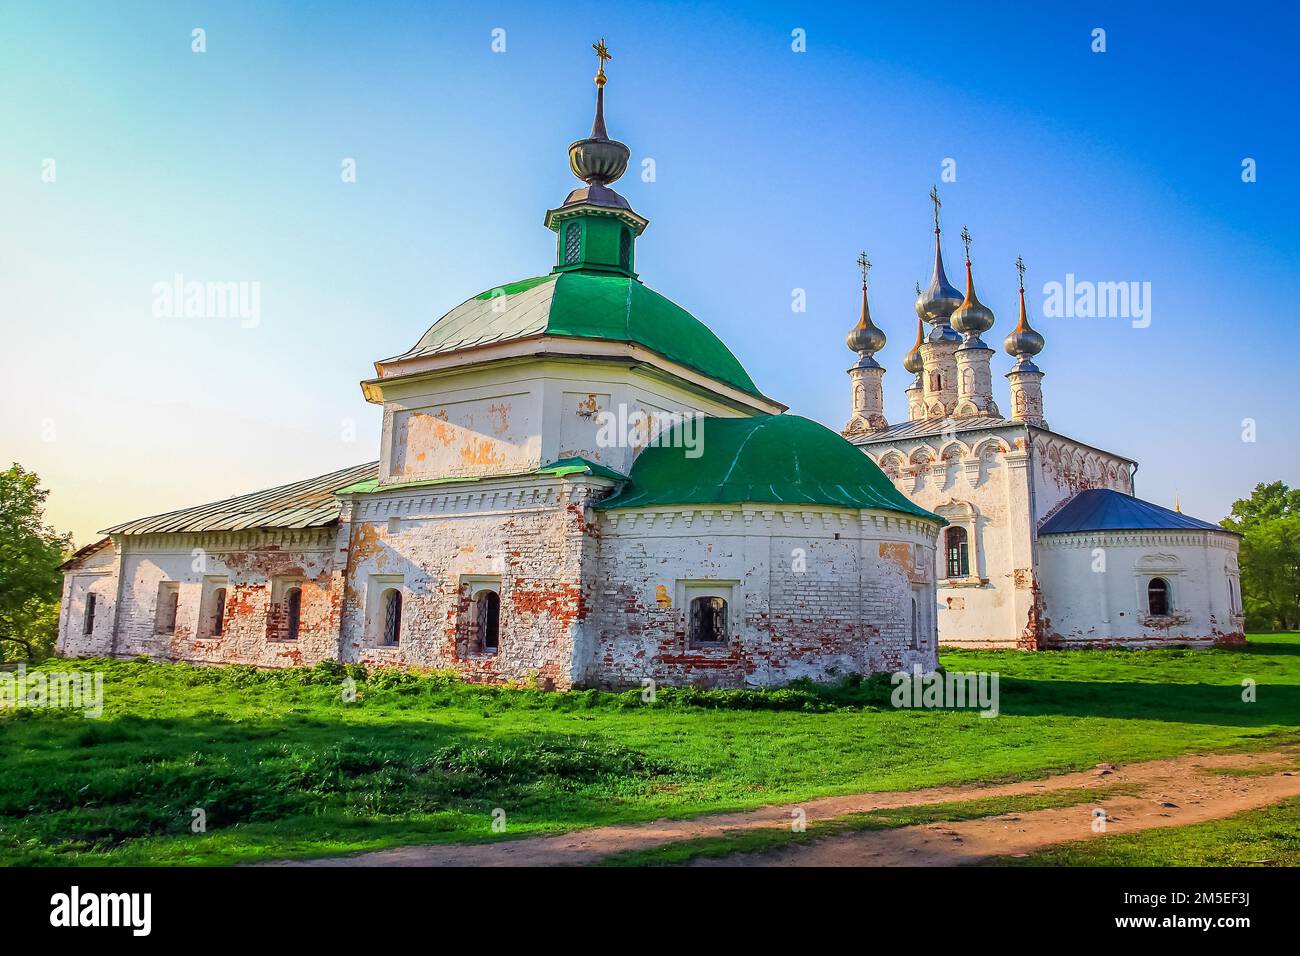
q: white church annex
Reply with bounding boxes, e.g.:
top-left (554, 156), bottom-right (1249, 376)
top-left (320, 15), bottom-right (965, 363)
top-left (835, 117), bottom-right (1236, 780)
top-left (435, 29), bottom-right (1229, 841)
top-left (57, 46), bottom-right (1242, 686)
top-left (842, 195), bottom-right (1243, 649)
top-left (56, 48), bottom-right (946, 689)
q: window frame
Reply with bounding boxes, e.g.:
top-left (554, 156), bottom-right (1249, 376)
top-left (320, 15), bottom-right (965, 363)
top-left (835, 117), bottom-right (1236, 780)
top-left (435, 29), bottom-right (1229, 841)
top-left (1147, 577), bottom-right (1171, 617)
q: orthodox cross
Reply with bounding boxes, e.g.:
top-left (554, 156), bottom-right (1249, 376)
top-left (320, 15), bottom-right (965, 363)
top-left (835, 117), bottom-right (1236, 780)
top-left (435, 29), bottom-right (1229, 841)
top-left (1015, 255), bottom-right (1027, 291)
top-left (929, 185), bottom-right (941, 232)
top-left (593, 38), bottom-right (612, 86)
top-left (857, 251), bottom-right (871, 288)
top-left (960, 225), bottom-right (972, 262)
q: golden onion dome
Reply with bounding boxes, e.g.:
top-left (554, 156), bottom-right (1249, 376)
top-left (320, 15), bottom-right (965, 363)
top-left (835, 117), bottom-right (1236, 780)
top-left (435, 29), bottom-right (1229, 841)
top-left (846, 281), bottom-right (886, 359)
top-left (951, 255), bottom-right (996, 343)
top-left (1004, 279), bottom-right (1045, 362)
top-left (903, 315), bottom-right (925, 374)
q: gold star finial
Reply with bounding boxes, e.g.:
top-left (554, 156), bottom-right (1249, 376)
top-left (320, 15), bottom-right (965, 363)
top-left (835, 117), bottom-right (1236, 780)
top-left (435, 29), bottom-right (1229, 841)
top-left (960, 225), bottom-right (972, 262)
top-left (857, 251), bottom-right (871, 288)
top-left (929, 185), bottom-right (942, 233)
top-left (593, 38), bottom-right (612, 87)
top-left (1015, 255), bottom-right (1027, 291)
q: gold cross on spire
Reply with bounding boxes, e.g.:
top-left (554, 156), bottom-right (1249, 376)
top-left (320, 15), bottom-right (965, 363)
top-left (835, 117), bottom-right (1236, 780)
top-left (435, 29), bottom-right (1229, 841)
top-left (857, 251), bottom-right (871, 288)
top-left (929, 185), bottom-right (942, 233)
top-left (593, 38), bottom-right (612, 87)
top-left (960, 225), bottom-right (972, 262)
top-left (1015, 255), bottom-right (1026, 291)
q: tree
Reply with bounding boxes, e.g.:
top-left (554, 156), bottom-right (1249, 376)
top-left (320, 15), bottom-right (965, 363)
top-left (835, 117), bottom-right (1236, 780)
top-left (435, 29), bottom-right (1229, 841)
top-left (0, 464), bottom-right (72, 662)
top-left (1222, 482), bottom-right (1300, 632)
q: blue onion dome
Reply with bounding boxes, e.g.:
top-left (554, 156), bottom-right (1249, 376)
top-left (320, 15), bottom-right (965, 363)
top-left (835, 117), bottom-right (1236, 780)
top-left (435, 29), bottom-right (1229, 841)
top-left (846, 280), bottom-right (886, 361)
top-left (903, 315), bottom-right (925, 375)
top-left (951, 259), bottom-right (995, 344)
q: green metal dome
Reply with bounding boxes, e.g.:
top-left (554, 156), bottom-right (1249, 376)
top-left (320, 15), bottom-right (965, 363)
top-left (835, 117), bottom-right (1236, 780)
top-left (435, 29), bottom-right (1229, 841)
top-left (598, 414), bottom-right (942, 520)
top-left (395, 272), bottom-right (764, 399)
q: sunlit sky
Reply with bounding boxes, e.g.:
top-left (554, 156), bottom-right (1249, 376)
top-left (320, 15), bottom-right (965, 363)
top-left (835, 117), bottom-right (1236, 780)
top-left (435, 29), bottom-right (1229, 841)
top-left (2, 1), bottom-right (1296, 547)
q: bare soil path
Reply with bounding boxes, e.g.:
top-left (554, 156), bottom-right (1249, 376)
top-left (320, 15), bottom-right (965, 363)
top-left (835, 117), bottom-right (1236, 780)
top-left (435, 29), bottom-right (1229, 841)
top-left (266, 747), bottom-right (1300, 867)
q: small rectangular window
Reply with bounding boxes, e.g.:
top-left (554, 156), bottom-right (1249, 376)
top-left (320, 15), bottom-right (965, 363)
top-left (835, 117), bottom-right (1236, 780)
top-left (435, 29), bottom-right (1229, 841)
top-left (83, 593), bottom-right (97, 635)
top-left (155, 582), bottom-right (180, 634)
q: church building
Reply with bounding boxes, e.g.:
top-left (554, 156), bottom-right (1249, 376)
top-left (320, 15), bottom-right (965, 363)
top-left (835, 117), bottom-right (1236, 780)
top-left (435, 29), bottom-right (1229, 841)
top-left (841, 197), bottom-right (1243, 648)
top-left (56, 46), bottom-right (945, 688)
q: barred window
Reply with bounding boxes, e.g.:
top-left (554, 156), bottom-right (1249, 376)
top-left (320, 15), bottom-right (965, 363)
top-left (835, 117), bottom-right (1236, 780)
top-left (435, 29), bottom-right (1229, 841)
top-left (619, 227), bottom-right (632, 270)
top-left (83, 594), bottom-right (97, 635)
top-left (564, 222), bottom-right (582, 263)
top-left (382, 588), bottom-right (402, 646)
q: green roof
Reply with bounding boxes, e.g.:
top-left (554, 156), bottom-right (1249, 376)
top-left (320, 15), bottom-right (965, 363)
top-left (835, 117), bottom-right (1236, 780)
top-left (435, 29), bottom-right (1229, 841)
top-left (334, 457), bottom-right (626, 497)
top-left (394, 272), bottom-right (765, 399)
top-left (597, 415), bottom-right (943, 521)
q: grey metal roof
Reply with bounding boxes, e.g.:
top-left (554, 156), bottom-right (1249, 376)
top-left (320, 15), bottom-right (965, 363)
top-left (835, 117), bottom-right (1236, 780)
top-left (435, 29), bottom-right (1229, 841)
top-left (850, 417), bottom-right (1020, 444)
top-left (1038, 488), bottom-right (1232, 536)
top-left (103, 462), bottom-right (379, 535)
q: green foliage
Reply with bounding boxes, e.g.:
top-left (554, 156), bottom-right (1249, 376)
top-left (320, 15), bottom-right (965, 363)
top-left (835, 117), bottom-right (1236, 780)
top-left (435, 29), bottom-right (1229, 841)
top-left (1222, 481), bottom-right (1300, 631)
top-left (0, 464), bottom-right (72, 663)
top-left (2, 636), bottom-right (1298, 865)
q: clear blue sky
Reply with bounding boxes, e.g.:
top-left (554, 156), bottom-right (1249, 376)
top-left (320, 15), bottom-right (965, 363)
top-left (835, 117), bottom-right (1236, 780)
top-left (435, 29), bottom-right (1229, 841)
top-left (2, 0), bottom-right (1295, 545)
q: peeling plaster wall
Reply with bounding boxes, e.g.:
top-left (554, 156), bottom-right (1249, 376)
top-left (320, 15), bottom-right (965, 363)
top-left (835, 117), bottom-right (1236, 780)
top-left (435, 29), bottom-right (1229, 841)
top-left (337, 477), bottom-right (603, 689)
top-left (57, 542), bottom-right (120, 658)
top-left (105, 531), bottom-right (339, 668)
top-left (861, 427), bottom-right (1031, 648)
top-left (377, 359), bottom-right (756, 485)
top-left (588, 507), bottom-right (940, 688)
top-left (1036, 530), bottom-right (1244, 647)
top-left (1031, 432), bottom-right (1134, 525)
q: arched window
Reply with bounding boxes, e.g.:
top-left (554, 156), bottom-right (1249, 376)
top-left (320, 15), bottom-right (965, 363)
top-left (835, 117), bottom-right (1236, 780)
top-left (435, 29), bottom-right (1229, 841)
top-left (285, 587), bottom-right (302, 641)
top-left (910, 596), bottom-right (919, 650)
top-left (211, 587), bottom-right (227, 637)
top-left (381, 588), bottom-right (402, 646)
top-left (1147, 578), bottom-right (1170, 616)
top-left (564, 222), bottom-right (582, 264)
top-left (83, 594), bottom-right (97, 636)
top-left (945, 526), bottom-right (969, 578)
top-left (475, 590), bottom-right (500, 652)
top-left (688, 596), bottom-right (728, 646)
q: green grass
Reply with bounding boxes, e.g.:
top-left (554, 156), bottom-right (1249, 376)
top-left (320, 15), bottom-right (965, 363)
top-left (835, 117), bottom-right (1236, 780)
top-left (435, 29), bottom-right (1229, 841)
top-left (0, 634), bottom-right (1297, 866)
top-left (597, 783), bottom-right (1144, 866)
top-left (995, 796), bottom-right (1300, 866)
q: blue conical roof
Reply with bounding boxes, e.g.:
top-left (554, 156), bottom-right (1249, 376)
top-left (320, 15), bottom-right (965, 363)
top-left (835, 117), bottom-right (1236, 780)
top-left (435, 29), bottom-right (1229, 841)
top-left (1038, 489), bottom-right (1231, 535)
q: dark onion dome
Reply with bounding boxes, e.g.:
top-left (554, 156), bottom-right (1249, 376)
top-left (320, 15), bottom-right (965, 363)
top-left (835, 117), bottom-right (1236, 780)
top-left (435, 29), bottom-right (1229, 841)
top-left (597, 415), bottom-right (942, 521)
top-left (845, 282), bottom-right (886, 362)
top-left (1037, 488), bottom-right (1237, 536)
top-left (903, 316), bottom-right (925, 374)
top-left (1004, 282), bottom-right (1045, 368)
top-left (951, 259), bottom-right (995, 345)
top-left (566, 43), bottom-right (630, 200)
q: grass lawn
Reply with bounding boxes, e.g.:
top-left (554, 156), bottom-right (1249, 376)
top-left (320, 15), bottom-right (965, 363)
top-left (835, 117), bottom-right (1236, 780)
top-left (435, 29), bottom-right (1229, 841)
top-left (0, 634), bottom-right (1296, 866)
top-left (995, 796), bottom-right (1300, 866)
